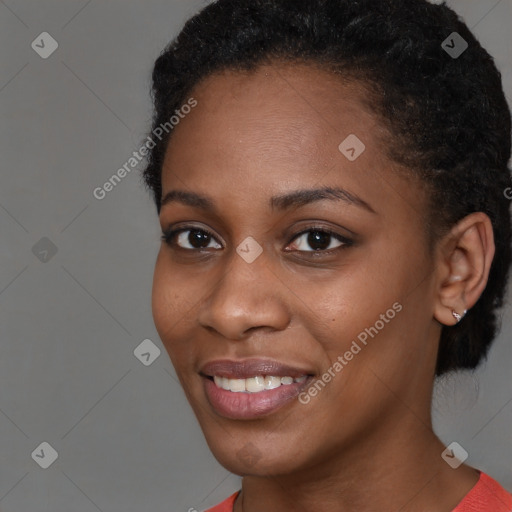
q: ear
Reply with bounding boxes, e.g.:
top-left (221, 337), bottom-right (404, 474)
top-left (433, 212), bottom-right (495, 326)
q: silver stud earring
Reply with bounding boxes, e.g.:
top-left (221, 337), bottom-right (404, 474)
top-left (452, 309), bottom-right (467, 323)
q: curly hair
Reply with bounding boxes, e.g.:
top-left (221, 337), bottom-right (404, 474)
top-left (141, 0), bottom-right (512, 376)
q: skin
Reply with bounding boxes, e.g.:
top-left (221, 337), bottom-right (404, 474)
top-left (151, 62), bottom-right (495, 512)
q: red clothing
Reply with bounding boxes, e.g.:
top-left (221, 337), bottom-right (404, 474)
top-left (205, 491), bottom-right (239, 512)
top-left (204, 472), bottom-right (511, 512)
top-left (452, 472), bottom-right (512, 511)
top-left (204, 491), bottom-right (239, 512)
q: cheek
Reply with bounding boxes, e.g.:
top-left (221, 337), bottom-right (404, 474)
top-left (151, 256), bottom-right (173, 333)
top-left (152, 252), bottom-right (192, 323)
top-left (151, 253), bottom-right (210, 379)
top-left (151, 254), bottom-right (190, 357)
top-left (303, 270), bottom-right (416, 400)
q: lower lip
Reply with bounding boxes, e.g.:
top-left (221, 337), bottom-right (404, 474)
top-left (203, 376), bottom-right (312, 420)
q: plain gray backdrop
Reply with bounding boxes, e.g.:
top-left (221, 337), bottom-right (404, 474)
top-left (0, 0), bottom-right (511, 511)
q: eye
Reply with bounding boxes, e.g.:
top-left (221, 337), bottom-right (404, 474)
top-left (161, 226), bottom-right (222, 250)
top-left (287, 228), bottom-right (352, 252)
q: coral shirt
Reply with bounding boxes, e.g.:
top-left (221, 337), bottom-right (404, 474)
top-left (204, 472), bottom-right (512, 512)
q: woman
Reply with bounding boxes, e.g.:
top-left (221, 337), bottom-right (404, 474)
top-left (141, 0), bottom-right (512, 510)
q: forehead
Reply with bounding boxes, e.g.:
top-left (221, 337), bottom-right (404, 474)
top-left (171, 62), bottom-right (376, 142)
top-left (160, 62), bottom-right (425, 225)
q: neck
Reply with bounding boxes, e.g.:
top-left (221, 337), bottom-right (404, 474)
top-left (235, 414), bottom-right (479, 512)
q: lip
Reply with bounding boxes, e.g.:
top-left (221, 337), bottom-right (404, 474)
top-left (199, 358), bottom-right (314, 379)
top-left (199, 358), bottom-right (315, 420)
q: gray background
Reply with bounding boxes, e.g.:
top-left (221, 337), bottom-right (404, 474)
top-left (0, 0), bottom-right (510, 511)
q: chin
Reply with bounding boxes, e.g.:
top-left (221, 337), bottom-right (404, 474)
top-left (204, 432), bottom-right (307, 477)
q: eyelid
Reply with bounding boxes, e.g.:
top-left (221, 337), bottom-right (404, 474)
top-left (160, 224), bottom-right (222, 248)
top-left (285, 226), bottom-right (353, 251)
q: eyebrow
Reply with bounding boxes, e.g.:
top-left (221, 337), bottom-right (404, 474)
top-left (160, 187), bottom-right (376, 215)
top-left (270, 187), bottom-right (376, 214)
top-left (161, 189), bottom-right (214, 211)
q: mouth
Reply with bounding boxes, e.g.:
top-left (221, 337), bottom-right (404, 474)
top-left (210, 374), bottom-right (308, 392)
top-left (199, 358), bottom-right (315, 419)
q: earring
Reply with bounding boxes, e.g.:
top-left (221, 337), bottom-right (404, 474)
top-left (452, 309), bottom-right (467, 323)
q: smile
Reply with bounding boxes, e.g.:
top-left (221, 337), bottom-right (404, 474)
top-left (213, 374), bottom-right (308, 393)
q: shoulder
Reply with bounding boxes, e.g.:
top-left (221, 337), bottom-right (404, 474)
top-left (203, 491), bottom-right (240, 512)
top-left (452, 471), bottom-right (512, 512)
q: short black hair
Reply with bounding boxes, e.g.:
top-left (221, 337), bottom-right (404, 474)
top-left (141, 0), bottom-right (512, 376)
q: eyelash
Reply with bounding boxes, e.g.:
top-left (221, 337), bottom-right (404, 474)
top-left (160, 225), bottom-right (353, 254)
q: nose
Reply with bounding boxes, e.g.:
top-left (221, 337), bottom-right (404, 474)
top-left (197, 247), bottom-right (291, 340)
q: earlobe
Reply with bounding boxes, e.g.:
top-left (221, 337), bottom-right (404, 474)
top-left (451, 309), bottom-right (467, 323)
top-left (433, 212), bottom-right (495, 327)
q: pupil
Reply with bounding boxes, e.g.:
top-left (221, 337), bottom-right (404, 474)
top-left (189, 229), bottom-right (210, 248)
top-left (308, 230), bottom-right (330, 250)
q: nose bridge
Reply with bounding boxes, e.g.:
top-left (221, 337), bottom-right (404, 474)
top-left (198, 245), bottom-right (289, 339)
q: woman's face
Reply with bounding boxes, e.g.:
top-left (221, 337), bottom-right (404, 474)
top-left (152, 62), bottom-right (442, 476)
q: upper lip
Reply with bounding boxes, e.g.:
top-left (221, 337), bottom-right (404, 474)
top-left (200, 358), bottom-right (315, 379)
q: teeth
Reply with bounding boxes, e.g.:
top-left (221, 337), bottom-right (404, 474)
top-left (213, 375), bottom-right (307, 393)
top-left (264, 376), bottom-right (282, 390)
top-left (246, 376), bottom-right (265, 392)
top-left (229, 379), bottom-right (246, 392)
